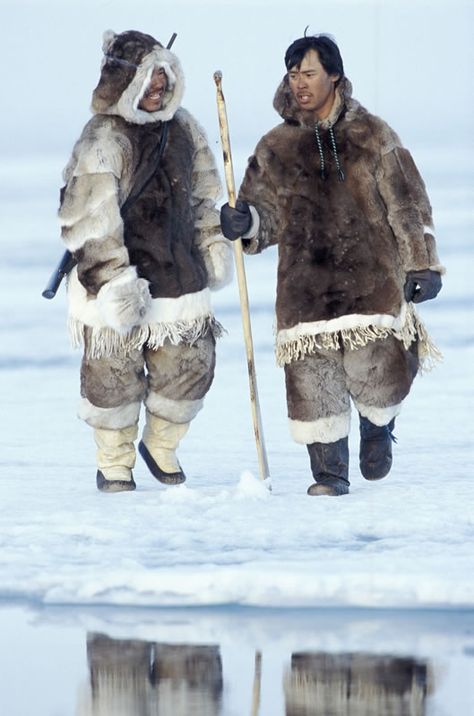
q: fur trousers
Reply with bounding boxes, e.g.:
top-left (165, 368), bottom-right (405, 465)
top-left (284, 334), bottom-right (419, 444)
top-left (79, 328), bottom-right (216, 429)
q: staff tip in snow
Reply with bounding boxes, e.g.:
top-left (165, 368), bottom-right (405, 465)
top-left (213, 70), bottom-right (271, 486)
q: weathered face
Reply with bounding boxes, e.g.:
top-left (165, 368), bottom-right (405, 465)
top-left (138, 67), bottom-right (168, 112)
top-left (288, 49), bottom-right (339, 120)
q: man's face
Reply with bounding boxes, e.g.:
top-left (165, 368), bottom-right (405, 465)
top-left (288, 49), bottom-right (339, 120)
top-left (138, 67), bottom-right (168, 112)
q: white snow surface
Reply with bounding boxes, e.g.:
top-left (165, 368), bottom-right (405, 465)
top-left (0, 147), bottom-right (472, 611)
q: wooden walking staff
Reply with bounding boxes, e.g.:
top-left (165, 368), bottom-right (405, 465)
top-left (213, 71), bottom-right (270, 482)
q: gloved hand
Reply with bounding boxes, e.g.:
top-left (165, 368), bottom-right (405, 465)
top-left (404, 269), bottom-right (442, 303)
top-left (96, 267), bottom-right (151, 335)
top-left (220, 200), bottom-right (252, 240)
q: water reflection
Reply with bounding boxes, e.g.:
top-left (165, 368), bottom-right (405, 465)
top-left (284, 652), bottom-right (431, 716)
top-left (77, 633), bottom-right (432, 716)
top-left (78, 633), bottom-right (223, 715)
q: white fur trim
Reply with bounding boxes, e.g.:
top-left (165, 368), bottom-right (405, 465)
top-left (276, 302), bottom-right (442, 372)
top-left (67, 276), bottom-right (221, 357)
top-left (110, 49), bottom-right (184, 124)
top-left (145, 289), bottom-right (221, 350)
top-left (278, 304), bottom-right (409, 348)
top-left (68, 271), bottom-right (211, 329)
top-left (353, 401), bottom-right (402, 427)
top-left (276, 303), bottom-right (425, 366)
top-left (242, 205), bottom-right (260, 239)
top-left (78, 397), bottom-right (141, 429)
top-left (289, 412), bottom-right (351, 444)
top-left (147, 288), bottom-right (211, 324)
top-left (146, 392), bottom-right (203, 423)
top-left (429, 263), bottom-right (446, 275)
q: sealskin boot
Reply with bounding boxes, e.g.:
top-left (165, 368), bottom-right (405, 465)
top-left (94, 425), bottom-right (137, 493)
top-left (359, 415), bottom-right (396, 480)
top-left (306, 437), bottom-right (350, 496)
top-left (138, 412), bottom-right (189, 485)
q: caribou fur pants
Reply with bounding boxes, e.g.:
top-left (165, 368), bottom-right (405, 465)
top-left (78, 328), bottom-right (216, 429)
top-left (284, 334), bottom-right (419, 444)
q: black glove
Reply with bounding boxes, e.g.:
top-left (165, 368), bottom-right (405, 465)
top-left (404, 269), bottom-right (442, 303)
top-left (220, 200), bottom-right (252, 240)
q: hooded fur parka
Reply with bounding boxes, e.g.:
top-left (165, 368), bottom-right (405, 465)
top-left (59, 30), bottom-right (233, 359)
top-left (238, 76), bottom-right (443, 366)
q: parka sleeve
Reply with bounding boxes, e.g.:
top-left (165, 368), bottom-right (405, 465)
top-left (177, 109), bottom-right (234, 291)
top-left (58, 119), bottom-right (133, 296)
top-left (238, 138), bottom-right (281, 255)
top-left (376, 138), bottom-right (444, 274)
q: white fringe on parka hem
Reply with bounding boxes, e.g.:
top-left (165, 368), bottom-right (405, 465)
top-left (275, 302), bottom-right (442, 371)
top-left (67, 270), bottom-right (223, 359)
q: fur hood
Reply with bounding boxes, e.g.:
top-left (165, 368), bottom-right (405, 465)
top-left (91, 30), bottom-right (184, 124)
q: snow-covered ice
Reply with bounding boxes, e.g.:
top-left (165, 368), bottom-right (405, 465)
top-left (0, 146), bottom-right (473, 611)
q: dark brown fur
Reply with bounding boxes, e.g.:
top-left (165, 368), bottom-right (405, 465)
top-left (239, 79), bottom-right (440, 333)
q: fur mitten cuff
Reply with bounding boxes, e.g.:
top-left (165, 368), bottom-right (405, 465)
top-left (96, 266), bottom-right (151, 334)
top-left (203, 241), bottom-right (234, 291)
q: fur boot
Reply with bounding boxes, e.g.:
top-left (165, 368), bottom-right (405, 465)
top-left (138, 411), bottom-right (189, 484)
top-left (359, 415), bottom-right (396, 480)
top-left (306, 438), bottom-right (350, 496)
top-left (94, 425), bottom-right (137, 492)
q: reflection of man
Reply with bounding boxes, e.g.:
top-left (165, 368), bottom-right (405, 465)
top-left (77, 633), bottom-right (223, 715)
top-left (283, 651), bottom-right (432, 715)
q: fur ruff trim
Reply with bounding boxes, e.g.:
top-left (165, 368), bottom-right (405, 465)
top-left (289, 411), bottom-right (351, 444)
top-left (146, 392), bottom-right (203, 423)
top-left (78, 397), bottom-right (141, 429)
top-left (94, 48), bottom-right (184, 125)
top-left (276, 303), bottom-right (442, 371)
top-left (352, 401), bottom-right (402, 427)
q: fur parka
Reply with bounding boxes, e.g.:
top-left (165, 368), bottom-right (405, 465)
top-left (238, 76), bottom-right (443, 366)
top-left (59, 30), bottom-right (233, 359)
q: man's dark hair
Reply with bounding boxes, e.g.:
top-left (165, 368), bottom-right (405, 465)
top-left (284, 34), bottom-right (344, 80)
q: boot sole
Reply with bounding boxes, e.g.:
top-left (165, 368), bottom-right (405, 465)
top-left (307, 482), bottom-right (349, 496)
top-left (359, 457), bottom-right (392, 481)
top-left (96, 470), bottom-right (136, 493)
top-left (138, 441), bottom-right (186, 485)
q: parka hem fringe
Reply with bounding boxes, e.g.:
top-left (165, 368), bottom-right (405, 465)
top-left (68, 315), bottom-right (224, 360)
top-left (275, 305), bottom-right (442, 371)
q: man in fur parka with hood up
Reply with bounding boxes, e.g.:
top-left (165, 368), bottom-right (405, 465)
top-left (221, 34), bottom-right (443, 496)
top-left (59, 30), bottom-right (233, 492)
